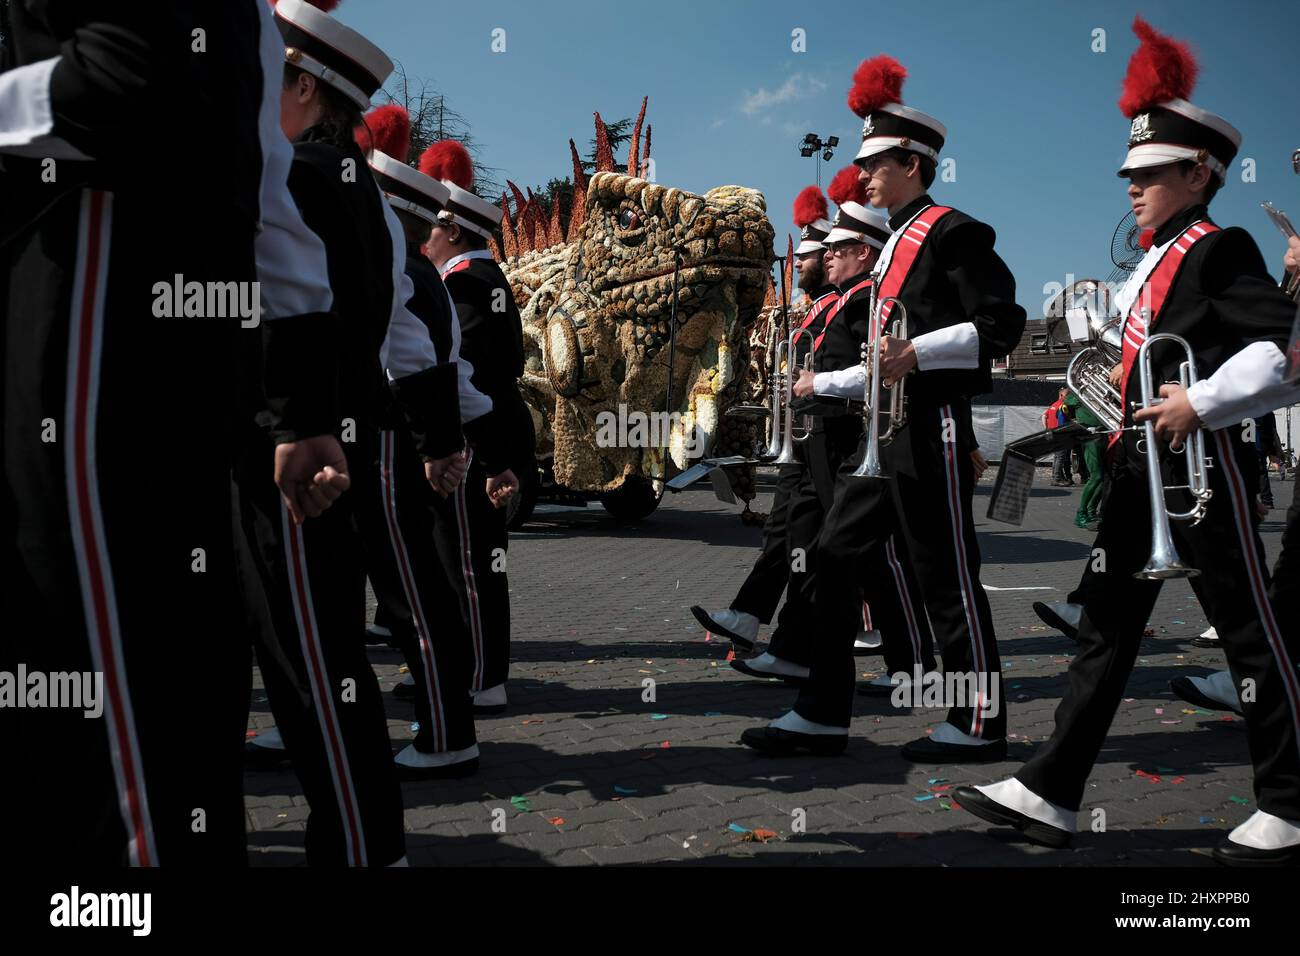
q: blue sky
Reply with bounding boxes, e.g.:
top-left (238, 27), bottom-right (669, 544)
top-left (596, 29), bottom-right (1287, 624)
top-left (345, 0), bottom-right (1299, 315)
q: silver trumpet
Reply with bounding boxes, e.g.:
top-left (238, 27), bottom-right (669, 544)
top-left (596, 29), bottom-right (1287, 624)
top-left (760, 313), bottom-right (785, 458)
top-left (1134, 332), bottom-right (1214, 580)
top-left (772, 326), bottom-right (815, 465)
top-left (851, 287), bottom-right (909, 479)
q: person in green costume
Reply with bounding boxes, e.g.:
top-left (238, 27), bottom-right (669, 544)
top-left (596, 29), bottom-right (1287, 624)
top-left (1063, 390), bottom-right (1103, 528)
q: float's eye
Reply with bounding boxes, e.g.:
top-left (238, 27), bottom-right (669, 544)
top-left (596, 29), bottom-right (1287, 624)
top-left (618, 208), bottom-right (640, 230)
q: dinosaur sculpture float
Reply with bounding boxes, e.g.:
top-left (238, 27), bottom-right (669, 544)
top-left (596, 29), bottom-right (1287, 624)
top-left (490, 100), bottom-right (775, 520)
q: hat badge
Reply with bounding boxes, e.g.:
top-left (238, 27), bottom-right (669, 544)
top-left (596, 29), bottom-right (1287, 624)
top-left (1129, 113), bottom-right (1154, 144)
top-left (861, 115), bottom-right (875, 139)
top-left (800, 225), bottom-right (811, 240)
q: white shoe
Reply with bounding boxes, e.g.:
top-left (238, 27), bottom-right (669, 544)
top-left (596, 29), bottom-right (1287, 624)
top-left (691, 605), bottom-right (759, 648)
top-left (248, 727), bottom-right (285, 751)
top-left (394, 743), bottom-right (480, 769)
top-left (733, 651), bottom-right (810, 680)
top-left (770, 709), bottom-right (848, 736)
top-left (974, 777), bottom-right (1076, 833)
top-left (1227, 810), bottom-right (1300, 850)
top-left (1199, 626), bottom-right (1218, 640)
top-left (854, 629), bottom-right (883, 650)
top-left (400, 673), bottom-right (415, 687)
top-left (472, 683), bottom-right (507, 708)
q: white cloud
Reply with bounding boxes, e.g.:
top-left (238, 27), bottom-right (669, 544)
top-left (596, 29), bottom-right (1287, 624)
top-left (740, 74), bottom-right (827, 117)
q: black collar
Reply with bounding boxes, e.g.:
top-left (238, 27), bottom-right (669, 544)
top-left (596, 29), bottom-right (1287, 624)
top-left (1152, 203), bottom-right (1211, 247)
top-left (888, 193), bottom-right (934, 233)
top-left (839, 270), bottom-right (874, 292)
top-left (811, 283), bottom-right (838, 300)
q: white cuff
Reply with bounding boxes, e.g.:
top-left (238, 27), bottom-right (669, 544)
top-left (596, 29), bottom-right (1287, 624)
top-left (911, 322), bottom-right (980, 371)
top-left (0, 57), bottom-right (57, 148)
top-left (813, 365), bottom-right (866, 399)
top-left (1185, 341), bottom-right (1292, 431)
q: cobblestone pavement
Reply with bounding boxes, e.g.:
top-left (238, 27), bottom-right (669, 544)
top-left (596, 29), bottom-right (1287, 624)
top-left (245, 465), bottom-right (1295, 866)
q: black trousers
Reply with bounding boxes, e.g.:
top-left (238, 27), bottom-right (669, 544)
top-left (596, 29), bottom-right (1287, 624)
top-left (1269, 495), bottom-right (1300, 643)
top-left (1018, 433), bottom-right (1300, 817)
top-left (368, 429), bottom-right (477, 753)
top-left (796, 402), bottom-right (1001, 733)
top-left (5, 189), bottom-right (248, 866)
top-left (769, 419), bottom-right (936, 678)
top-left (237, 425), bottom-right (406, 866)
top-left (730, 463), bottom-right (801, 623)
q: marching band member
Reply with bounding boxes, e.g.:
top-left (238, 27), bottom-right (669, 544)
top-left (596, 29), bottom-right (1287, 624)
top-left (239, 0), bottom-right (448, 864)
top-left (692, 186), bottom-right (840, 651)
top-left (356, 108), bottom-right (498, 779)
top-left (957, 18), bottom-right (1300, 866)
top-left (742, 56), bottom-right (1024, 760)
top-left (420, 142), bottom-right (527, 716)
top-left (739, 168), bottom-right (941, 751)
top-left (3, 0), bottom-right (346, 866)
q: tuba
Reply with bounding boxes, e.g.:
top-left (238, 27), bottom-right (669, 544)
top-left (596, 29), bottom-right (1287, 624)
top-left (1052, 280), bottom-right (1126, 433)
top-left (851, 275), bottom-right (908, 479)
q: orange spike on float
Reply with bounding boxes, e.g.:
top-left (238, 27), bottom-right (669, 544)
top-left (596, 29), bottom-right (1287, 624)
top-left (627, 96), bottom-right (647, 178)
top-left (784, 236), bottom-right (794, 297)
top-left (500, 194), bottom-right (518, 259)
top-left (547, 199), bottom-right (564, 247)
top-left (642, 125), bottom-right (652, 178)
top-left (488, 236), bottom-right (503, 262)
top-left (594, 112), bottom-right (615, 173)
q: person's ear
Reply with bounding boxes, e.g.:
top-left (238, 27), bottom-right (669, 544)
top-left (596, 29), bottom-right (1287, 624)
top-left (1188, 163), bottom-right (1213, 196)
top-left (295, 71), bottom-right (316, 103)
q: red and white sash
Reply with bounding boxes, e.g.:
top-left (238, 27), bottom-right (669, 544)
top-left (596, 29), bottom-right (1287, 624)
top-left (874, 204), bottom-right (954, 328)
top-left (1110, 220), bottom-right (1220, 450)
top-left (813, 278), bottom-right (873, 352)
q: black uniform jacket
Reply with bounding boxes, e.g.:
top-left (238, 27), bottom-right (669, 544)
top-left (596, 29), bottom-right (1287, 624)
top-left (885, 194), bottom-right (1026, 412)
top-left (1115, 204), bottom-right (1296, 475)
top-left (443, 255), bottom-right (536, 472)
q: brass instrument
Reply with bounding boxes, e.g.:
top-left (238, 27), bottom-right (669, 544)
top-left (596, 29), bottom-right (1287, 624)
top-left (770, 327), bottom-right (814, 464)
top-left (851, 278), bottom-right (908, 479)
top-left (1133, 332), bottom-right (1214, 579)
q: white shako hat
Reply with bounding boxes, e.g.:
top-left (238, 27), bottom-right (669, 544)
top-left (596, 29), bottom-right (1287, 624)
top-left (848, 55), bottom-right (946, 165)
top-left (355, 105), bottom-right (450, 224)
top-left (1115, 17), bottom-right (1241, 183)
top-left (418, 140), bottom-right (503, 240)
top-left (792, 185), bottom-right (834, 254)
top-left (274, 0), bottom-right (394, 111)
top-left (824, 167), bottom-right (891, 249)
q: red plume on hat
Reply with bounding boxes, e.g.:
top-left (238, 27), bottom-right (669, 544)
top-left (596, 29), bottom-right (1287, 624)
top-left (419, 140), bottom-right (474, 190)
top-left (355, 104), bottom-right (410, 161)
top-left (828, 166), bottom-right (866, 208)
top-left (792, 186), bottom-right (828, 228)
top-left (848, 55), bottom-right (907, 118)
top-left (1118, 16), bottom-right (1199, 118)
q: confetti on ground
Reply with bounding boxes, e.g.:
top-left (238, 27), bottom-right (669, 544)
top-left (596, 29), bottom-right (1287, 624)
top-left (728, 823), bottom-right (751, 834)
top-left (1161, 720), bottom-right (1182, 725)
top-left (742, 829), bottom-right (780, 843)
top-left (245, 730), bottom-right (257, 739)
top-left (1228, 796), bottom-right (1250, 805)
top-left (613, 785), bottom-right (638, 795)
top-left (928, 778), bottom-right (949, 785)
top-left (398, 665), bottom-right (409, 674)
top-left (660, 740), bottom-right (671, 748)
top-left (914, 794), bottom-right (936, 802)
top-left (703, 711), bottom-right (722, 717)
top-left (410, 721), bottom-right (420, 734)
top-left (522, 719), bottom-right (544, 725)
top-left (930, 784), bottom-right (951, 793)
top-left (1171, 776), bottom-right (1186, 785)
top-left (1199, 815), bottom-right (1215, 824)
top-left (510, 796), bottom-right (531, 812)
top-left (548, 817), bottom-right (566, 826)
top-left (1154, 708), bottom-right (1164, 716)
top-left (651, 714), bottom-right (669, 720)
top-left (725, 650), bottom-right (736, 662)
top-left (1135, 770), bottom-right (1162, 784)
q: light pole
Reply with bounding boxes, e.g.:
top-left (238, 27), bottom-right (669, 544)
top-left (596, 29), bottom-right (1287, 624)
top-left (799, 133), bottom-right (839, 187)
